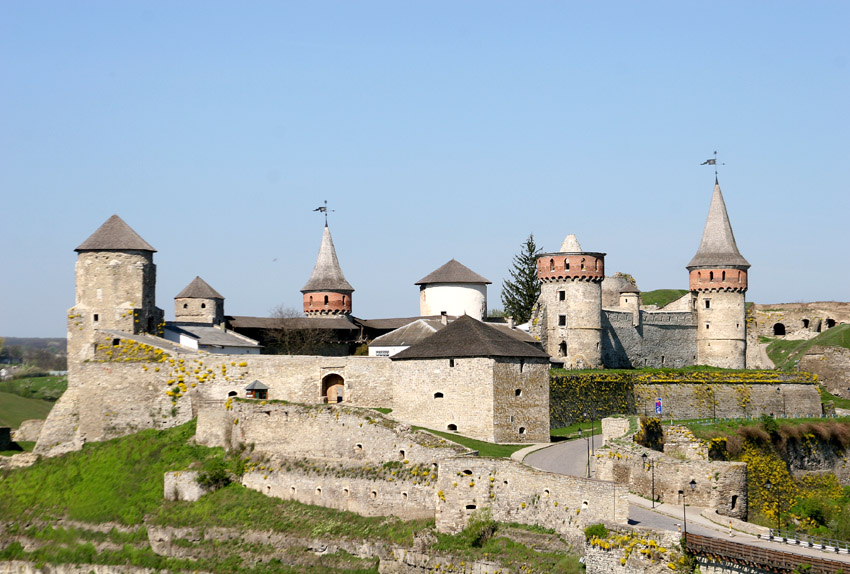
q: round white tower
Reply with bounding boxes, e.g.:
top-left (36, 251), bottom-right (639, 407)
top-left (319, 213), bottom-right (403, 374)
top-left (535, 234), bottom-right (605, 369)
top-left (415, 259), bottom-right (490, 321)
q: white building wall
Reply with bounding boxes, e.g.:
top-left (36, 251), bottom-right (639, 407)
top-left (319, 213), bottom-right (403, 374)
top-left (419, 283), bottom-right (487, 321)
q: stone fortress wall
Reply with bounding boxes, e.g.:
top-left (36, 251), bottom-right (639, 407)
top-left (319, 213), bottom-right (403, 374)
top-left (601, 310), bottom-right (698, 369)
top-left (750, 302), bottom-right (850, 340)
top-left (596, 418), bottom-right (748, 520)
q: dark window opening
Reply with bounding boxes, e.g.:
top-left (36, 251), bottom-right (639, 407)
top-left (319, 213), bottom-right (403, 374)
top-left (112, 338), bottom-right (120, 346)
top-left (549, 258), bottom-right (555, 272)
top-left (227, 391), bottom-right (237, 397)
top-left (705, 300), bottom-right (711, 309)
top-left (519, 359), bottom-right (525, 373)
top-left (731, 495), bottom-right (738, 510)
top-left (183, 303), bottom-right (188, 309)
top-left (324, 295), bottom-right (329, 306)
top-left (827, 319), bottom-right (836, 329)
top-left (519, 427), bottom-right (526, 434)
top-left (515, 389), bottom-right (522, 397)
top-left (722, 271), bottom-right (726, 281)
top-left (773, 323), bottom-right (786, 336)
top-left (710, 271), bottom-right (715, 281)
top-left (559, 341), bottom-right (567, 357)
top-left (93, 314), bottom-right (99, 322)
top-left (447, 424), bottom-right (458, 431)
top-left (201, 303), bottom-right (206, 309)
top-left (466, 504), bottom-right (477, 510)
top-left (434, 392), bottom-right (444, 399)
top-left (463, 469), bottom-right (472, 475)
top-left (449, 359), bottom-right (455, 367)
top-left (558, 291), bottom-right (565, 301)
top-left (802, 319), bottom-right (810, 329)
top-left (399, 450), bottom-right (405, 460)
top-left (558, 315), bottom-right (566, 326)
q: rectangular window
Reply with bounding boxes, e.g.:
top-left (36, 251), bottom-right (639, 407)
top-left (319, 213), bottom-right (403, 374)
top-left (449, 359), bottom-right (455, 367)
top-left (558, 291), bottom-right (565, 301)
top-left (558, 315), bottom-right (567, 326)
top-left (93, 314), bottom-right (99, 322)
top-left (704, 300), bottom-right (711, 309)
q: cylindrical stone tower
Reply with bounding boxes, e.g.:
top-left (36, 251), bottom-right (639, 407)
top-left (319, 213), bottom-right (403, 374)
top-left (536, 234), bottom-right (605, 369)
top-left (302, 223), bottom-right (354, 317)
top-left (68, 215), bottom-right (163, 361)
top-left (687, 180), bottom-right (750, 369)
top-left (174, 276), bottom-right (225, 325)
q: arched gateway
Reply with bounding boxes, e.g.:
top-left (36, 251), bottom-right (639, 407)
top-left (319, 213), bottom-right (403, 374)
top-left (322, 374), bottom-right (344, 403)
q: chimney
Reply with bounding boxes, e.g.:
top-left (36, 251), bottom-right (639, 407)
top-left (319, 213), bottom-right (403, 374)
top-left (508, 317), bottom-right (515, 329)
top-left (440, 311), bottom-right (448, 326)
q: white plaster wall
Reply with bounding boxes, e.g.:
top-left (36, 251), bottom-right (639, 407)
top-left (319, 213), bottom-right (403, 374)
top-left (368, 345), bottom-right (405, 357)
top-left (419, 283), bottom-right (487, 321)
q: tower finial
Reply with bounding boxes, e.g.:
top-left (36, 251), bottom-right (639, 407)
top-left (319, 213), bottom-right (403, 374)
top-left (700, 150), bottom-right (725, 179)
top-left (312, 200), bottom-right (335, 226)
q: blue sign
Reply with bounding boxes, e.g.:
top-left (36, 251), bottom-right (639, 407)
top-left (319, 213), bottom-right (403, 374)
top-left (655, 398), bottom-right (662, 415)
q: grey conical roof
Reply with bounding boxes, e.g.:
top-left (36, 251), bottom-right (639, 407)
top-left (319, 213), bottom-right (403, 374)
top-left (175, 276), bottom-right (224, 299)
top-left (75, 214), bottom-right (156, 252)
top-left (301, 224), bottom-right (354, 292)
top-left (687, 181), bottom-right (750, 269)
top-left (391, 315), bottom-right (547, 360)
top-left (415, 259), bottom-right (491, 285)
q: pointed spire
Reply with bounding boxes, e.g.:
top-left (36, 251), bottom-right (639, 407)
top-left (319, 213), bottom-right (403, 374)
top-left (301, 225), bottom-right (354, 292)
top-left (75, 214), bottom-right (156, 252)
top-left (560, 234), bottom-right (583, 252)
top-left (687, 181), bottom-right (750, 269)
top-left (175, 276), bottom-right (224, 299)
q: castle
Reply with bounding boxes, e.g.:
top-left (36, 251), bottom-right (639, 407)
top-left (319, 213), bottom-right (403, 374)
top-left (38, 177), bottom-right (769, 459)
top-left (532, 178), bottom-right (750, 370)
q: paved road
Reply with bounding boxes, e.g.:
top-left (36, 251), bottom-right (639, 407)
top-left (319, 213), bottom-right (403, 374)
top-left (522, 438), bottom-right (850, 563)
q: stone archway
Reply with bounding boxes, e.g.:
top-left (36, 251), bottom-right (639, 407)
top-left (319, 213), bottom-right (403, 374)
top-left (322, 374), bottom-right (345, 404)
top-left (773, 323), bottom-right (786, 336)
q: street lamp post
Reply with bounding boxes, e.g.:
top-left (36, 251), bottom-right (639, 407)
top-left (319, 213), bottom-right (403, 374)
top-left (765, 480), bottom-right (781, 533)
top-left (642, 453), bottom-right (655, 508)
top-left (682, 479), bottom-right (697, 537)
top-left (579, 427), bottom-right (591, 478)
top-left (777, 387), bottom-right (786, 418)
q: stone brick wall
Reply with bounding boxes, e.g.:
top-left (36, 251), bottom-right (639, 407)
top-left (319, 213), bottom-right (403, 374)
top-left (11, 420), bottom-right (43, 442)
top-left (241, 468), bottom-right (435, 520)
top-left (436, 457), bottom-right (629, 540)
top-left (663, 426), bottom-right (709, 461)
top-left (596, 443), bottom-right (747, 520)
top-left (163, 470), bottom-right (208, 502)
top-left (534, 279), bottom-right (603, 368)
top-left (203, 400), bottom-right (467, 466)
top-left (602, 417), bottom-right (632, 445)
top-left (751, 302), bottom-right (850, 340)
top-left (491, 358), bottom-right (550, 443)
top-left (632, 383), bottom-right (821, 421)
top-left (174, 297), bottom-right (223, 325)
top-left (799, 346), bottom-right (850, 399)
top-left (584, 530), bottom-right (683, 574)
top-left (602, 310), bottom-right (697, 369)
top-left (694, 291), bottom-right (747, 369)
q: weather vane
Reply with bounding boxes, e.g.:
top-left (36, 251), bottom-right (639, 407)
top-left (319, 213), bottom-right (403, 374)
top-left (312, 200), bottom-right (335, 225)
top-left (700, 151), bottom-right (725, 179)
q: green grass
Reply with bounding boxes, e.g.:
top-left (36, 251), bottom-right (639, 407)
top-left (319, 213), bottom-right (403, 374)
top-left (550, 365), bottom-right (752, 376)
top-left (765, 324), bottom-right (850, 370)
top-left (550, 421), bottom-right (601, 440)
top-left (0, 391), bottom-right (54, 428)
top-left (684, 416), bottom-right (850, 442)
top-left (640, 289), bottom-right (688, 308)
top-left (0, 441), bottom-right (35, 457)
top-left (372, 407), bottom-right (392, 414)
top-left (820, 388), bottom-right (850, 409)
top-left (412, 427), bottom-right (529, 457)
top-left (0, 375), bottom-right (67, 401)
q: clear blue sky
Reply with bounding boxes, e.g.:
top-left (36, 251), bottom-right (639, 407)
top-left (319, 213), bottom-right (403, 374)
top-left (2, 2), bottom-right (848, 337)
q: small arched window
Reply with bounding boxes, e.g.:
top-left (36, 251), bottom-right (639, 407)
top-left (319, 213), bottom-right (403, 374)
top-left (722, 271), bottom-right (726, 282)
top-left (447, 424), bottom-right (458, 431)
top-left (183, 303), bottom-right (188, 309)
top-left (549, 258), bottom-right (555, 272)
top-left (434, 392), bottom-right (444, 399)
top-left (559, 341), bottom-right (567, 357)
top-left (309, 296), bottom-right (313, 307)
top-left (698, 272), bottom-right (703, 283)
top-left (201, 302), bottom-right (206, 309)
top-left (581, 258), bottom-right (586, 271)
top-left (324, 295), bottom-right (329, 306)
top-left (565, 259), bottom-right (570, 270)
top-left (709, 271), bottom-right (715, 281)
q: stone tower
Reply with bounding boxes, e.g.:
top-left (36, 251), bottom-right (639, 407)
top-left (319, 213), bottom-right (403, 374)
top-left (535, 234), bottom-right (605, 368)
top-left (415, 259), bottom-right (491, 321)
top-left (68, 215), bottom-right (164, 362)
top-left (687, 179), bottom-right (750, 369)
top-left (174, 276), bottom-right (224, 325)
top-left (301, 223), bottom-right (354, 316)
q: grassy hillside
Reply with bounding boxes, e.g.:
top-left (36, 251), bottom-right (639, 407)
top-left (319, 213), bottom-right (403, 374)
top-left (0, 375), bottom-right (67, 401)
top-left (0, 391), bottom-right (54, 428)
top-left (765, 323), bottom-right (850, 370)
top-left (0, 421), bottom-right (583, 574)
top-left (640, 289), bottom-right (688, 308)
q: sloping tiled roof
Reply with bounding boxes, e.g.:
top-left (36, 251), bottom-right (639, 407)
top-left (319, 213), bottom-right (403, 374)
top-left (228, 315), bottom-right (359, 331)
top-left (175, 276), bottom-right (224, 299)
top-left (391, 315), bottom-right (548, 360)
top-left (415, 259), bottom-right (491, 285)
top-left (166, 324), bottom-right (261, 348)
top-left (687, 181), bottom-right (750, 269)
top-left (354, 315), bottom-right (457, 330)
top-left (75, 214), bottom-right (156, 252)
top-left (245, 380), bottom-right (269, 390)
top-left (302, 225), bottom-right (354, 292)
top-left (371, 319), bottom-right (444, 347)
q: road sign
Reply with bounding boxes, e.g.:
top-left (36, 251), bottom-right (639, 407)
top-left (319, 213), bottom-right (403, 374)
top-left (655, 398), bottom-right (662, 415)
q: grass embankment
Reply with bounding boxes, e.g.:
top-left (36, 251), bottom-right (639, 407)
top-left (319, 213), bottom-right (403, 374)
top-left (0, 421), bottom-right (582, 573)
top-left (764, 324), bottom-right (850, 371)
top-left (0, 375), bottom-right (68, 401)
top-left (0, 391), bottom-right (54, 428)
top-left (640, 289), bottom-right (688, 308)
top-left (413, 427), bottom-right (528, 458)
top-left (683, 416), bottom-right (850, 540)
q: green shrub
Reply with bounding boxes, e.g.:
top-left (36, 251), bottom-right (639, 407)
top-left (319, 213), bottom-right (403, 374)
top-left (584, 523), bottom-right (608, 541)
top-left (197, 457), bottom-right (231, 490)
top-left (462, 507), bottom-right (497, 548)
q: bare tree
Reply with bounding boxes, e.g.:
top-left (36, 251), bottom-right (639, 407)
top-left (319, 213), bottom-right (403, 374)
top-left (264, 305), bottom-right (335, 355)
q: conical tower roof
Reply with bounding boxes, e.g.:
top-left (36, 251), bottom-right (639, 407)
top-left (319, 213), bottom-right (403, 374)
top-left (301, 224), bottom-right (354, 292)
top-left (560, 234), bottom-right (582, 252)
top-left (175, 276), bottom-right (224, 299)
top-left (75, 214), bottom-right (156, 252)
top-left (415, 259), bottom-right (491, 285)
top-left (687, 181), bottom-right (750, 269)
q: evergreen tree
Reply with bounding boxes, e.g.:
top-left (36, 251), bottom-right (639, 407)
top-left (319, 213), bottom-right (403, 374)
top-left (500, 234), bottom-right (542, 324)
